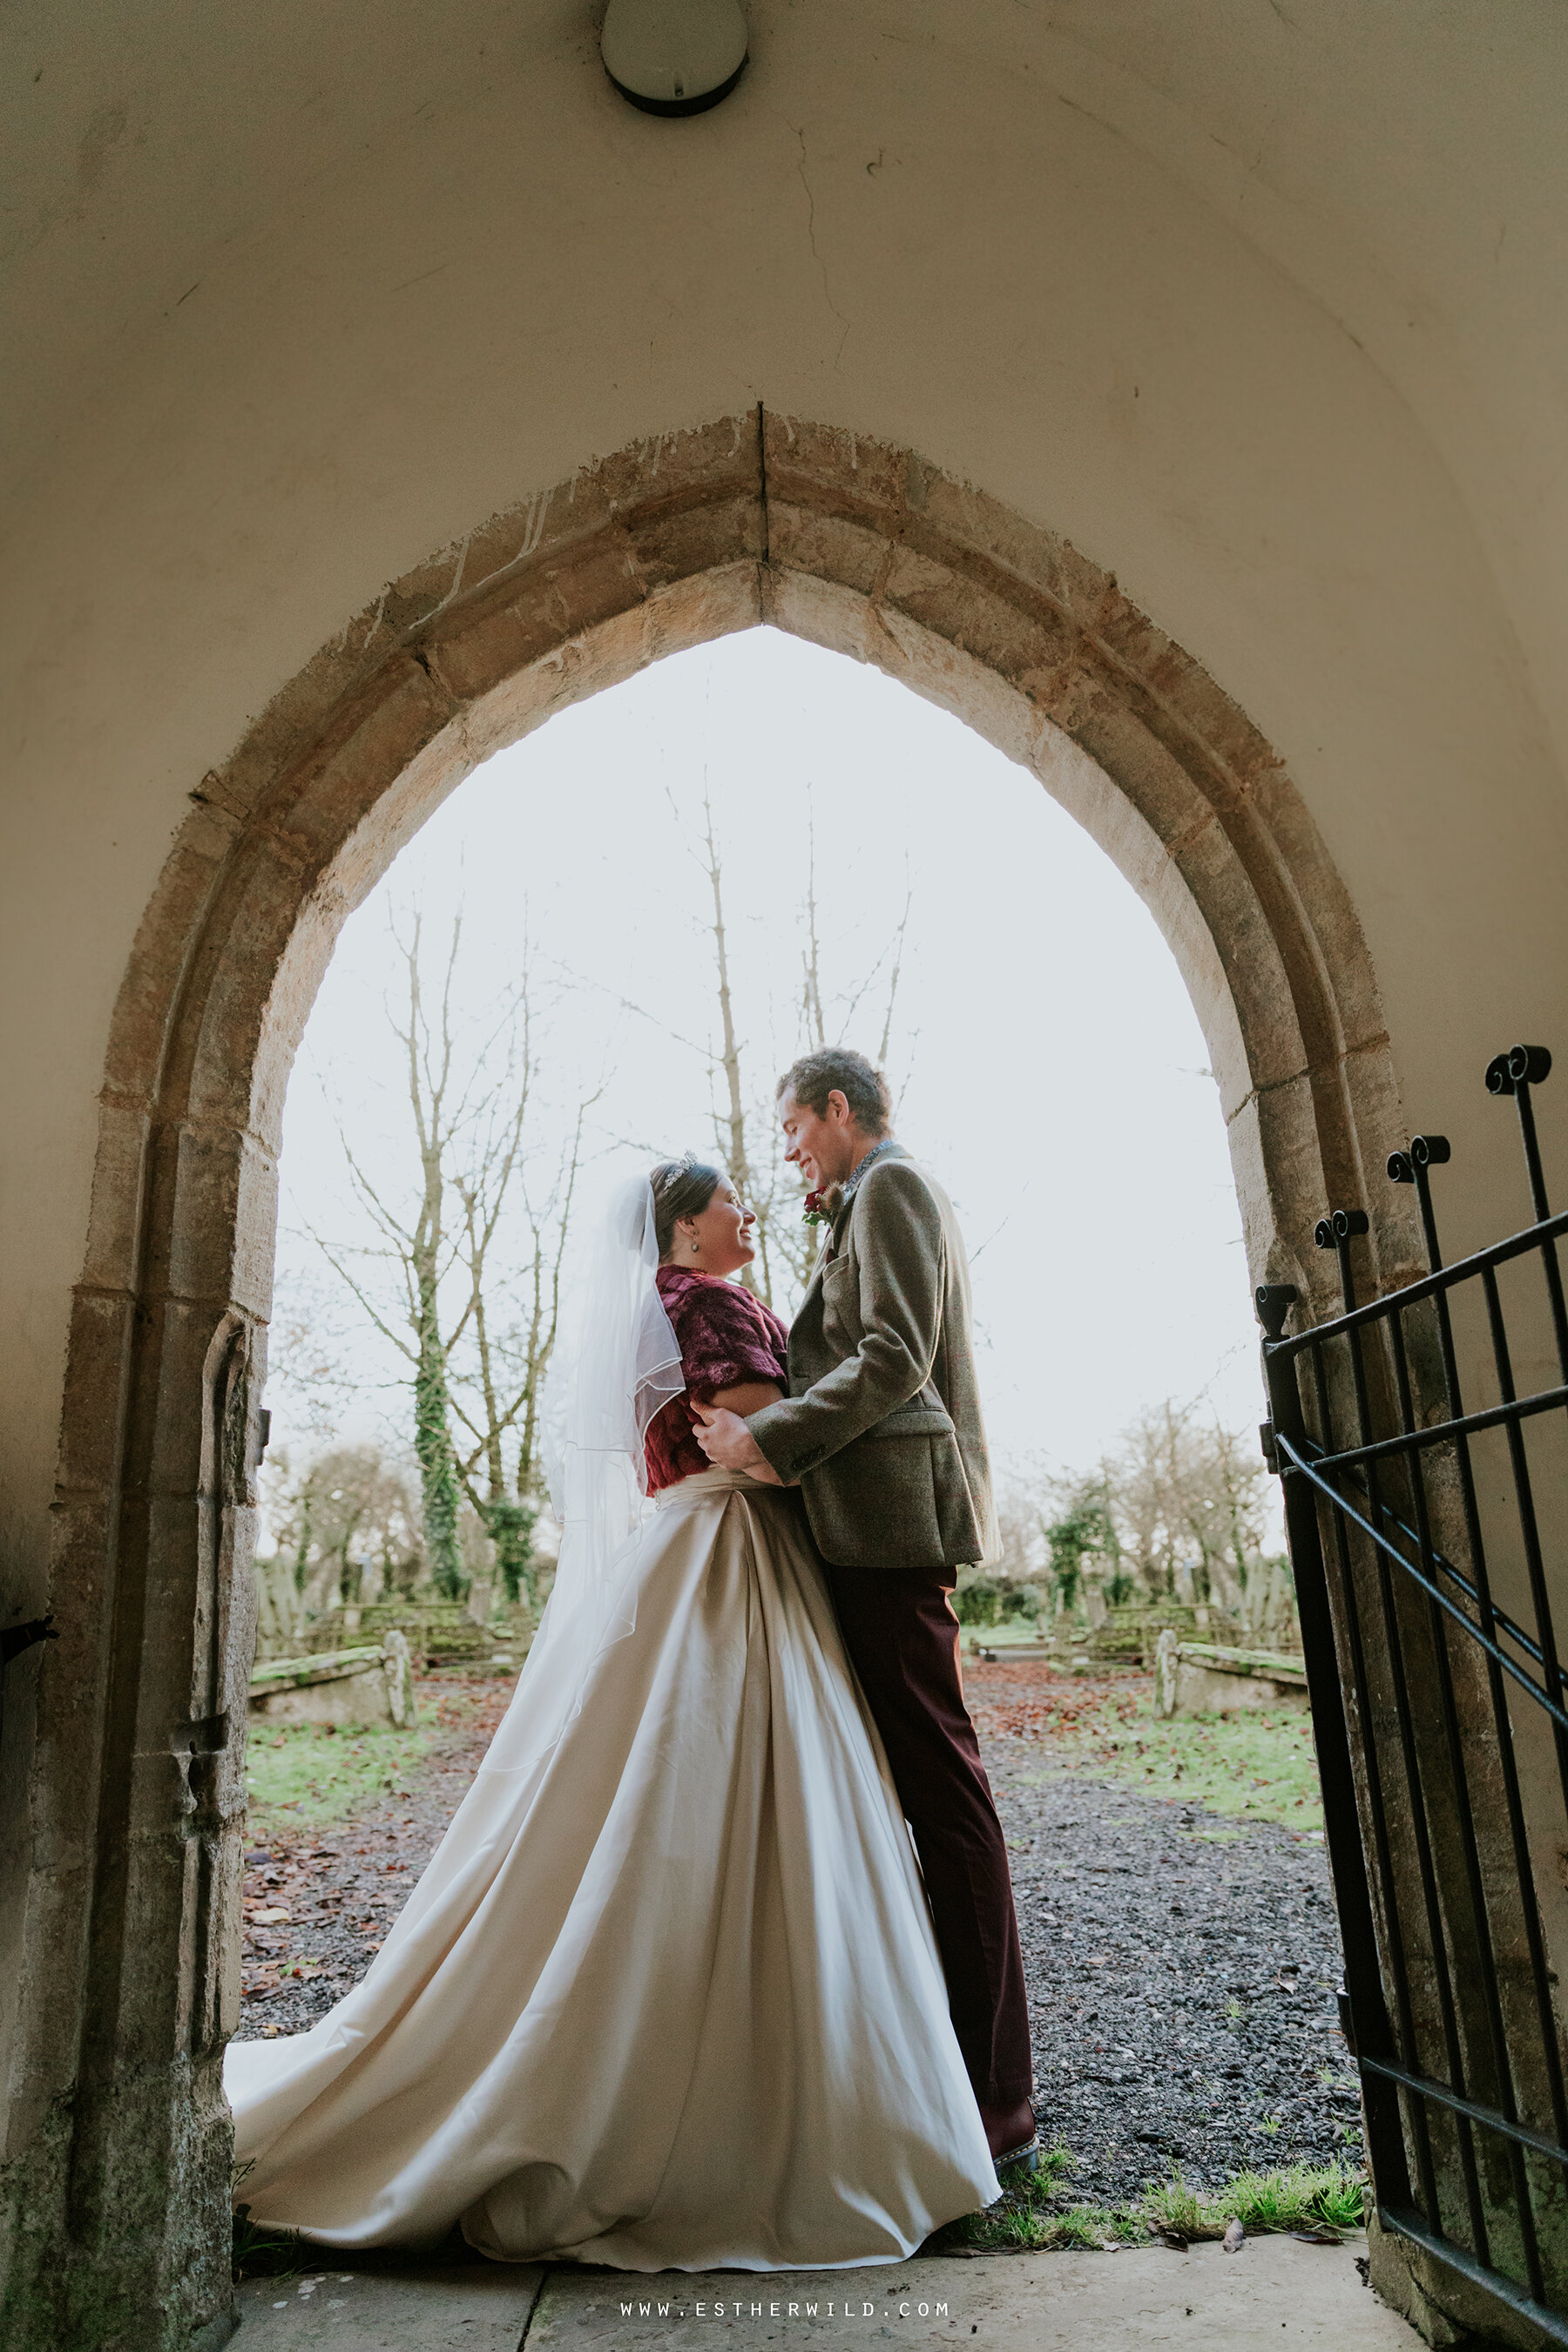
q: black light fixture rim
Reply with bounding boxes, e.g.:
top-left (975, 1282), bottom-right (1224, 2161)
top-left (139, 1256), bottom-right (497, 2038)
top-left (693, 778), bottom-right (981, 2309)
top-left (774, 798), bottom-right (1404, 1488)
top-left (605, 52), bottom-right (747, 115)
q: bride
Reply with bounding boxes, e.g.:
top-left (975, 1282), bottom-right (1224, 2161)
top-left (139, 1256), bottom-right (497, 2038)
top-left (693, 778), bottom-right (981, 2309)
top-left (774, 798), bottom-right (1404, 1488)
top-left (225, 1159), bottom-right (1000, 2272)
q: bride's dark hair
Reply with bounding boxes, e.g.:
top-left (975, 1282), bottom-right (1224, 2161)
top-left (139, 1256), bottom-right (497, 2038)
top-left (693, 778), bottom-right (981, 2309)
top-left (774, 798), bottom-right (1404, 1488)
top-left (650, 1155), bottom-right (724, 1260)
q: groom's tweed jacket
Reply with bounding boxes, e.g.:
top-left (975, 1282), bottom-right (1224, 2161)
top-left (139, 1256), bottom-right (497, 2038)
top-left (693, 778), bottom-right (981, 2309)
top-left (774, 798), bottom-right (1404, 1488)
top-left (747, 1145), bottom-right (999, 1571)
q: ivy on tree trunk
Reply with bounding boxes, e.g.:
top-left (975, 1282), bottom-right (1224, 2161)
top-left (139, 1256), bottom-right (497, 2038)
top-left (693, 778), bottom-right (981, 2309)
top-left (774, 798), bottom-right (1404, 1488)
top-left (413, 1278), bottom-right (463, 1598)
top-left (482, 1498), bottom-right (537, 1607)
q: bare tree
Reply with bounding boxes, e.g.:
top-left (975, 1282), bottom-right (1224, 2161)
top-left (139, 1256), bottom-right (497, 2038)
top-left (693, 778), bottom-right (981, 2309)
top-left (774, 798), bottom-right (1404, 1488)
top-left (1108, 1400), bottom-right (1269, 1622)
top-left (260, 1271), bottom-right (355, 1442)
top-left (1001, 1395), bottom-right (1292, 1643)
top-left (265, 1444), bottom-right (423, 1612)
top-left (305, 913), bottom-right (590, 1602)
top-left (679, 788), bottom-right (913, 1312)
top-left (698, 796), bottom-right (754, 1224)
top-left (1033, 1397), bottom-right (1291, 1639)
top-left (1111, 1405), bottom-right (1192, 1605)
top-left (449, 1086), bottom-right (591, 1606)
top-left (546, 782), bottom-right (920, 1315)
top-left (308, 916), bottom-right (469, 1592)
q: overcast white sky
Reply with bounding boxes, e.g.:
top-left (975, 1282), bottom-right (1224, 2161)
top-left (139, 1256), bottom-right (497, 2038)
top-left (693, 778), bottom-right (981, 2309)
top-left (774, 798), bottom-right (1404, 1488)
top-left (274, 627), bottom-right (1270, 1504)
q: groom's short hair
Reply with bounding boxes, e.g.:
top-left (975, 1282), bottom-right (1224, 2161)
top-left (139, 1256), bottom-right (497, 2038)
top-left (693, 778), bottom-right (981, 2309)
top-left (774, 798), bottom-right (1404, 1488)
top-left (778, 1048), bottom-right (892, 1137)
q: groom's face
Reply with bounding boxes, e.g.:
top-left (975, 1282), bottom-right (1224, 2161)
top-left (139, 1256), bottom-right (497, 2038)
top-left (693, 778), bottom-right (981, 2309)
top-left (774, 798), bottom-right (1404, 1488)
top-left (779, 1088), bottom-right (858, 1192)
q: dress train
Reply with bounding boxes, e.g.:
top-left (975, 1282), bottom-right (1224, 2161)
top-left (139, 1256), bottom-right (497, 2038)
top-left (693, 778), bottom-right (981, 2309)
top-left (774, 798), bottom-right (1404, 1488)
top-left (225, 1468), bottom-right (1000, 2271)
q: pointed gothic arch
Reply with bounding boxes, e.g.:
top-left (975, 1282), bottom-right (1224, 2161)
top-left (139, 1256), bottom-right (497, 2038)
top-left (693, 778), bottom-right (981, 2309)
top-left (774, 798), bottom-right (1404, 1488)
top-left (8, 410), bottom-right (1410, 2346)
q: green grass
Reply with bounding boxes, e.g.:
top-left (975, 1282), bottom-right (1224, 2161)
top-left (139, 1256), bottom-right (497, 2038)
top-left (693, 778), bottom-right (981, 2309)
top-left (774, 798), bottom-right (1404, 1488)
top-left (943, 2151), bottom-right (1364, 2254)
top-left (1143, 2159), bottom-right (1365, 2238)
top-left (1099, 1707), bottom-right (1322, 1833)
top-left (1012, 1687), bottom-right (1324, 1835)
top-left (232, 2162), bottom-right (308, 2283)
top-left (243, 1718), bottom-right (436, 1841)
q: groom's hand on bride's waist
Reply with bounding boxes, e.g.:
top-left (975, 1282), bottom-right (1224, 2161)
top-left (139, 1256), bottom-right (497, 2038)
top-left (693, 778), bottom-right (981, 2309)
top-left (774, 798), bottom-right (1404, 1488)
top-left (692, 1403), bottom-right (785, 1484)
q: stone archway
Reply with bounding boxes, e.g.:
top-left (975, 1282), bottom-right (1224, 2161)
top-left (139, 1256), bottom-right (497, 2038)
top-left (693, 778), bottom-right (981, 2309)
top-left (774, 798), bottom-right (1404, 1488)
top-left (6, 411), bottom-right (1411, 2350)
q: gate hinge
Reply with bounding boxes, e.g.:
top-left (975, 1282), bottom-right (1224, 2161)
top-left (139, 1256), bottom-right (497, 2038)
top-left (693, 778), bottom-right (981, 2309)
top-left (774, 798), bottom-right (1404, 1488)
top-left (1260, 1420), bottom-right (1281, 1476)
top-left (170, 1712), bottom-right (229, 1756)
top-left (1, 1612), bottom-right (58, 1669)
top-left (1337, 1984), bottom-right (1357, 2055)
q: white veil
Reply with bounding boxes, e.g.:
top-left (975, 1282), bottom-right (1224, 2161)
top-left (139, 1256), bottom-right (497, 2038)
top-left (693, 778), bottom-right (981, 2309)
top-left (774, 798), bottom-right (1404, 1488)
top-left (529, 1174), bottom-right (684, 1720)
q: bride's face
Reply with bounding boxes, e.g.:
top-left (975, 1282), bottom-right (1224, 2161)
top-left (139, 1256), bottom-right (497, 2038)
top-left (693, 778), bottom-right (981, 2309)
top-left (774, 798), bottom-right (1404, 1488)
top-left (679, 1181), bottom-right (758, 1276)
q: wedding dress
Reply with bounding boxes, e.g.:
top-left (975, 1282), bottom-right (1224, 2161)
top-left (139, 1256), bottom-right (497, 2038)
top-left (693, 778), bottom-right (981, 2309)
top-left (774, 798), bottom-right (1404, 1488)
top-left (225, 1186), bottom-right (999, 2272)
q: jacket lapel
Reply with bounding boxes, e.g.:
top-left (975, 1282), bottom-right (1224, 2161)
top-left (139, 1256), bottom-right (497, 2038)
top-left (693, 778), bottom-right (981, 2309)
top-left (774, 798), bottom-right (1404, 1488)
top-left (830, 1140), bottom-right (911, 1254)
top-left (795, 1141), bottom-right (913, 1315)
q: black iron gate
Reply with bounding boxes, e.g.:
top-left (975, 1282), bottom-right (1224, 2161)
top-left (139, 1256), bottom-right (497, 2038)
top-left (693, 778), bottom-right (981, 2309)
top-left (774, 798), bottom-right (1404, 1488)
top-left (1259, 1044), bottom-right (1568, 2344)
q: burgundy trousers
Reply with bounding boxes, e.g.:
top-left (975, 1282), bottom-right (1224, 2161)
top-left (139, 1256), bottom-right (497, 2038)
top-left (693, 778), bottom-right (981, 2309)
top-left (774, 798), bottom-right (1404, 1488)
top-left (823, 1561), bottom-right (1035, 2109)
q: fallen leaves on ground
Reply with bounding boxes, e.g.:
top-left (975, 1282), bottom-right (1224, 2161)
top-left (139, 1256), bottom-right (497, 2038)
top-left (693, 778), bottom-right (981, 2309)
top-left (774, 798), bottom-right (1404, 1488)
top-left (964, 1660), bottom-right (1323, 1835)
top-left (238, 1674), bottom-right (511, 2018)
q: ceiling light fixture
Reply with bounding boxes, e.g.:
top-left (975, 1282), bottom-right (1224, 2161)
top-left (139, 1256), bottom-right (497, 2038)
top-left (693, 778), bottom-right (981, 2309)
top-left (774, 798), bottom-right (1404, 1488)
top-left (600, 0), bottom-right (748, 117)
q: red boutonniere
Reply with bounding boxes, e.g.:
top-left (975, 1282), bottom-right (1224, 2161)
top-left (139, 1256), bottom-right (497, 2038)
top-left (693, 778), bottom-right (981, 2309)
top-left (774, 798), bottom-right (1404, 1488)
top-left (801, 1189), bottom-right (830, 1227)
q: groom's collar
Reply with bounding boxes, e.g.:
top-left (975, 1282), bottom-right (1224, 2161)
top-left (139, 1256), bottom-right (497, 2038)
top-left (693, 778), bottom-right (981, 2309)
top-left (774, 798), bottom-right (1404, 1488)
top-left (825, 1138), bottom-right (906, 1237)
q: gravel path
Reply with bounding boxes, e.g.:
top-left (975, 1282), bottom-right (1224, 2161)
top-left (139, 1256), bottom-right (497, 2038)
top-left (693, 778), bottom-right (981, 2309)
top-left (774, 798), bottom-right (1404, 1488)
top-left (234, 1659), bottom-right (1358, 2209)
top-left (981, 1733), bottom-right (1356, 2204)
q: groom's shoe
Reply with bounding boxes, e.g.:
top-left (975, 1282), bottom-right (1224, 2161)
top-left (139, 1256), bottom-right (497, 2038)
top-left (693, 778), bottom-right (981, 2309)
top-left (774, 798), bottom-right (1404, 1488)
top-left (982, 2096), bottom-right (1039, 2173)
top-left (992, 2132), bottom-right (1040, 2179)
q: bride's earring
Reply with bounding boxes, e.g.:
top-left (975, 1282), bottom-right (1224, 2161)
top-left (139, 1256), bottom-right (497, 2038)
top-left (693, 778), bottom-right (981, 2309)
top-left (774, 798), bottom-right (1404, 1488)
top-left (691, 1239), bottom-right (700, 1255)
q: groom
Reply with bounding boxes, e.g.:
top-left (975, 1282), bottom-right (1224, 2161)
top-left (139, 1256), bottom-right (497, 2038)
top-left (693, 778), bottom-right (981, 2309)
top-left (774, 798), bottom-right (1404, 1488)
top-left (693, 1047), bottom-right (1037, 2167)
